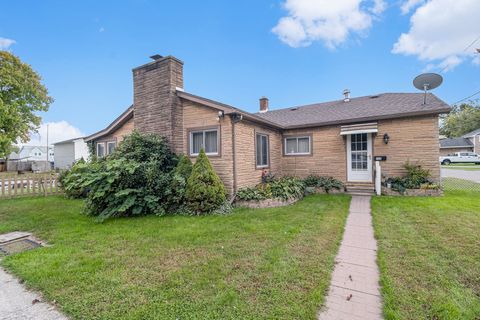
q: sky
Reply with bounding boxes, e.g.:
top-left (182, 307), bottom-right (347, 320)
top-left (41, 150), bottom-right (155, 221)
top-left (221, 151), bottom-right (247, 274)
top-left (1, 0), bottom-right (479, 145)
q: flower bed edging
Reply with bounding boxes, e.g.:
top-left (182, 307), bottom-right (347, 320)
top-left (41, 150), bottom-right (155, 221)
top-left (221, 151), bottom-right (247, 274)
top-left (235, 197), bottom-right (299, 209)
top-left (381, 187), bottom-right (442, 196)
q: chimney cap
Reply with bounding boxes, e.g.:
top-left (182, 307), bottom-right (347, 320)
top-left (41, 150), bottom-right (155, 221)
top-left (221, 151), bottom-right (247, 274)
top-left (260, 96), bottom-right (269, 100)
top-left (150, 54), bottom-right (164, 60)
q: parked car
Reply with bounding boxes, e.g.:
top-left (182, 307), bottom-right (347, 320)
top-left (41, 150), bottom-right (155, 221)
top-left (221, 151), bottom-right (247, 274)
top-left (440, 152), bottom-right (480, 165)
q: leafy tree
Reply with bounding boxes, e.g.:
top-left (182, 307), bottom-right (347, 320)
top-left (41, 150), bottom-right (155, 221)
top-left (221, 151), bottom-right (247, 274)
top-left (0, 51), bottom-right (53, 158)
top-left (186, 149), bottom-right (226, 214)
top-left (440, 101), bottom-right (480, 137)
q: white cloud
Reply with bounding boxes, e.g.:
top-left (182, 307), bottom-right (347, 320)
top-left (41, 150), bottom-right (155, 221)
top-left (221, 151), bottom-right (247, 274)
top-left (0, 37), bottom-right (16, 50)
top-left (400, 0), bottom-right (424, 14)
top-left (272, 0), bottom-right (386, 49)
top-left (393, 0), bottom-right (480, 71)
top-left (23, 121), bottom-right (85, 146)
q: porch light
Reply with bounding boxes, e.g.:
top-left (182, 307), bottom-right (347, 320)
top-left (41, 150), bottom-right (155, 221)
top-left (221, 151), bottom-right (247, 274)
top-left (216, 110), bottom-right (224, 121)
top-left (383, 133), bottom-right (390, 144)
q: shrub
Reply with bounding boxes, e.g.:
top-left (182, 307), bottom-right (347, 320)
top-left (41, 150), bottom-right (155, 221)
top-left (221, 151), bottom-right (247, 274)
top-left (82, 132), bottom-right (177, 221)
top-left (386, 162), bottom-right (433, 193)
top-left (186, 149), bottom-right (226, 214)
top-left (166, 155), bottom-right (193, 212)
top-left (303, 175), bottom-right (344, 193)
top-left (236, 176), bottom-right (304, 201)
top-left (59, 158), bottom-right (94, 198)
top-left (270, 176), bottom-right (305, 200)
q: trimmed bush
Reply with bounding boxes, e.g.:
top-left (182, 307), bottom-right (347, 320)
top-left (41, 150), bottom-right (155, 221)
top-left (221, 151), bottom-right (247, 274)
top-left (186, 149), bottom-right (226, 214)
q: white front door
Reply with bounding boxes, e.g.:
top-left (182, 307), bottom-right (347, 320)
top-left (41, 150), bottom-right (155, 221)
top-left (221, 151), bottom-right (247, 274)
top-left (347, 133), bottom-right (373, 182)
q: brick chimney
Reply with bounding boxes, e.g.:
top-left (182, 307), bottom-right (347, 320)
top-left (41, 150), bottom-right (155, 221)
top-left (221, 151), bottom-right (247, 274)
top-left (132, 55), bottom-right (184, 153)
top-left (259, 96), bottom-right (269, 113)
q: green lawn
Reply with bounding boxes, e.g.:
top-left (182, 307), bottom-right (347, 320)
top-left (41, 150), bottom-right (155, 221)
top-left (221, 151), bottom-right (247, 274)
top-left (0, 194), bottom-right (350, 320)
top-left (372, 187), bottom-right (480, 319)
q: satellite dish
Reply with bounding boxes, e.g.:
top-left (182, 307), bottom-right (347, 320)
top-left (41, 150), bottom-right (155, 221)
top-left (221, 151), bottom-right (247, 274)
top-left (413, 73), bottom-right (443, 105)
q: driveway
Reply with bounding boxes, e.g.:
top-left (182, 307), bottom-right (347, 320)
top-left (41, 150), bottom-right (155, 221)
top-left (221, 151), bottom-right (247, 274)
top-left (441, 168), bottom-right (480, 183)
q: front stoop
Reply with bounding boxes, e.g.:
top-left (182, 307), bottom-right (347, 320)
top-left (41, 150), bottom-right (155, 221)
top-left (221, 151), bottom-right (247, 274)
top-left (318, 195), bottom-right (383, 320)
top-left (345, 183), bottom-right (375, 196)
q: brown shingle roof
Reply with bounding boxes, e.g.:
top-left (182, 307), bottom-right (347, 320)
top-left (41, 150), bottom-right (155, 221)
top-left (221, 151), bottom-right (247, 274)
top-left (256, 93), bottom-right (450, 129)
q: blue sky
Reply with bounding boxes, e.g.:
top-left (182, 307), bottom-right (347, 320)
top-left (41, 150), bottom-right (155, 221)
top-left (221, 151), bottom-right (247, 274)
top-left (1, 0), bottom-right (479, 144)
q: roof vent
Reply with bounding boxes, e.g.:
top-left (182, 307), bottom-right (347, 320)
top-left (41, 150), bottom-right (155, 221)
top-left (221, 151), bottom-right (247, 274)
top-left (291, 107), bottom-right (298, 111)
top-left (370, 95), bottom-right (380, 99)
top-left (343, 89), bottom-right (350, 102)
top-left (150, 54), bottom-right (163, 60)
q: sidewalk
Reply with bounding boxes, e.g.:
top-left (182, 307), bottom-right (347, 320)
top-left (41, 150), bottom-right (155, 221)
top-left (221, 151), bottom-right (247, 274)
top-left (318, 195), bottom-right (382, 320)
top-left (0, 265), bottom-right (67, 320)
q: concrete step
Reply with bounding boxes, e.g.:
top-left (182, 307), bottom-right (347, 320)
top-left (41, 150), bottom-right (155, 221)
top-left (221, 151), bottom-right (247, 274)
top-left (345, 184), bottom-right (375, 196)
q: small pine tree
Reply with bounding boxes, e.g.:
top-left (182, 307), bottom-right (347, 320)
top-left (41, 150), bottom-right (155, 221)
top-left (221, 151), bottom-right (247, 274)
top-left (186, 149), bottom-right (226, 214)
top-left (174, 154), bottom-right (193, 179)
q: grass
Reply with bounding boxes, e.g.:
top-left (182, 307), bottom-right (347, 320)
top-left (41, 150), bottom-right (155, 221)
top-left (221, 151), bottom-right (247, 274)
top-left (372, 184), bottom-right (480, 319)
top-left (0, 194), bottom-right (350, 320)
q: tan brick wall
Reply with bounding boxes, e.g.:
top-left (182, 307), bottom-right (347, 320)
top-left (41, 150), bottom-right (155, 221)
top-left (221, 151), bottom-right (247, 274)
top-left (374, 115), bottom-right (441, 181)
top-left (182, 101), bottom-right (234, 195)
top-left (281, 115), bottom-right (442, 182)
top-left (281, 126), bottom-right (348, 182)
top-left (96, 117), bottom-right (134, 144)
top-left (234, 121), bottom-right (282, 189)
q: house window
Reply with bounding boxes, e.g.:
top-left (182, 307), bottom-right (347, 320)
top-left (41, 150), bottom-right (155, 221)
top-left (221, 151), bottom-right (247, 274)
top-left (256, 133), bottom-right (269, 168)
top-left (107, 141), bottom-right (116, 155)
top-left (189, 128), bottom-right (219, 156)
top-left (97, 143), bottom-right (106, 157)
top-left (284, 136), bottom-right (311, 155)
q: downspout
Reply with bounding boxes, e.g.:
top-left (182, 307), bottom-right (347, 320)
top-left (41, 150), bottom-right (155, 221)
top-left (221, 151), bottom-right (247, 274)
top-left (231, 119), bottom-right (237, 197)
top-left (230, 113), bottom-right (243, 200)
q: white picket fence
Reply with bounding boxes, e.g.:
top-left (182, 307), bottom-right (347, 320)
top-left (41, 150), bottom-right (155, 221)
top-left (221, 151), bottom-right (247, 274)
top-left (0, 174), bottom-right (62, 198)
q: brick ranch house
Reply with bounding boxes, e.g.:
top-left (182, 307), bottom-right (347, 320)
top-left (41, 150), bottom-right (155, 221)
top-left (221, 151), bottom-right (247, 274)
top-left (85, 55), bottom-right (451, 195)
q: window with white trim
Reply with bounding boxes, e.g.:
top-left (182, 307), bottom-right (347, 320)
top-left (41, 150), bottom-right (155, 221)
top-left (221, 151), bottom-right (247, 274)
top-left (97, 143), bottom-right (106, 157)
top-left (284, 136), bottom-right (311, 155)
top-left (189, 128), bottom-right (219, 156)
top-left (256, 133), bottom-right (269, 167)
top-left (107, 141), bottom-right (116, 155)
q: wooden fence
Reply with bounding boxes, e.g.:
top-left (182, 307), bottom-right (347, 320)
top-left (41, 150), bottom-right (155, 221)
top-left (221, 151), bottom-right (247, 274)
top-left (0, 174), bottom-right (62, 198)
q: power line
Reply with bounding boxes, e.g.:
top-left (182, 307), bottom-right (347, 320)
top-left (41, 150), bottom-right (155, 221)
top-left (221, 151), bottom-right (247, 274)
top-left (452, 89), bottom-right (480, 105)
top-left (439, 34), bottom-right (480, 73)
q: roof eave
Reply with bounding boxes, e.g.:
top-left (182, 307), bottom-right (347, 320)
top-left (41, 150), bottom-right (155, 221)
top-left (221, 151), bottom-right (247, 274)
top-left (177, 91), bottom-right (282, 130)
top-left (84, 106), bottom-right (134, 142)
top-left (282, 107), bottom-right (452, 130)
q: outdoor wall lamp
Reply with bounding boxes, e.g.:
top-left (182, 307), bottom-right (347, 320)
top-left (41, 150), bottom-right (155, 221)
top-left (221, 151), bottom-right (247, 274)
top-left (216, 110), bottom-right (225, 121)
top-left (383, 133), bottom-right (390, 144)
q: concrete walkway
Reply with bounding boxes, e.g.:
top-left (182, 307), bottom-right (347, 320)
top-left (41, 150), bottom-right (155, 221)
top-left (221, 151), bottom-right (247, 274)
top-left (0, 266), bottom-right (67, 320)
top-left (318, 195), bottom-right (382, 320)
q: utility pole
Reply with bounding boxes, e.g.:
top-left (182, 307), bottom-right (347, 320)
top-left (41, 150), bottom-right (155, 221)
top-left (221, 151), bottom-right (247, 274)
top-left (46, 124), bottom-right (49, 162)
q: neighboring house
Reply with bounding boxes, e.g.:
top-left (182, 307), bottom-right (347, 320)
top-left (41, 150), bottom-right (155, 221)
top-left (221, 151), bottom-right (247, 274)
top-left (462, 128), bottom-right (480, 153)
top-left (439, 137), bottom-right (474, 156)
top-left (12, 146), bottom-right (54, 162)
top-left (53, 137), bottom-right (89, 169)
top-left (85, 54), bottom-right (450, 195)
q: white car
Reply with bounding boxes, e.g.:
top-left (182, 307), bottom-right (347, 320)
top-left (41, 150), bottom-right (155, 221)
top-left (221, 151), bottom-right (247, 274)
top-left (440, 152), bottom-right (480, 165)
